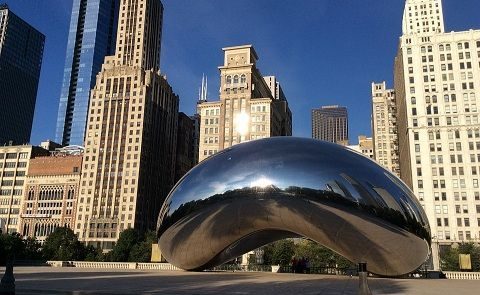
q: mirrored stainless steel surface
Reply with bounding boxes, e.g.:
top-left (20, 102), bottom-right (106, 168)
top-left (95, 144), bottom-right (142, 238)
top-left (157, 137), bottom-right (431, 276)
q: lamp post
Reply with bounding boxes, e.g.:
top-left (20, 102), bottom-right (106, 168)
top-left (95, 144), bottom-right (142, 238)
top-left (0, 258), bottom-right (15, 295)
top-left (358, 262), bottom-right (372, 295)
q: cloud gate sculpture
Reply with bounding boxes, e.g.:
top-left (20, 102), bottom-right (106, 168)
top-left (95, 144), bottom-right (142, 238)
top-left (157, 137), bottom-right (431, 276)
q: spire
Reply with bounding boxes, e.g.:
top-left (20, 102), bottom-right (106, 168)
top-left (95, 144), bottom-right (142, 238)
top-left (204, 76), bottom-right (208, 101)
top-left (198, 74), bottom-right (208, 102)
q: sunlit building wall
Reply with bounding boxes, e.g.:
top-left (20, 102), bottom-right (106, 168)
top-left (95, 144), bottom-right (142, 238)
top-left (372, 82), bottom-right (400, 176)
top-left (395, 0), bottom-right (480, 269)
top-left (197, 45), bottom-right (292, 162)
top-left (74, 0), bottom-right (178, 249)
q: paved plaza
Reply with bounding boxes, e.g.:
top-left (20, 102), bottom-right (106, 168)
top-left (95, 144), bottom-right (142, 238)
top-left (2, 267), bottom-right (480, 295)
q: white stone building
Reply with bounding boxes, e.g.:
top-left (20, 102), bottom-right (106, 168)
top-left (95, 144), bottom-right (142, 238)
top-left (394, 0), bottom-right (480, 269)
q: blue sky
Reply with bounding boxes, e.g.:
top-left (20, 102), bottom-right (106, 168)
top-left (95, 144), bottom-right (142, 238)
top-left (7, 0), bottom-right (480, 145)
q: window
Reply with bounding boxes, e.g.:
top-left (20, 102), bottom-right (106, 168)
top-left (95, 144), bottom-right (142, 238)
top-left (445, 231), bottom-right (451, 240)
top-left (6, 153), bottom-right (16, 159)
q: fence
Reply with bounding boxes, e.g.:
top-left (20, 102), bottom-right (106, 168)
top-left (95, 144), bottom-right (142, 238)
top-left (208, 264), bottom-right (273, 272)
top-left (44, 261), bottom-right (480, 280)
top-left (46, 261), bottom-right (180, 271)
top-left (279, 265), bottom-right (356, 276)
top-left (444, 271), bottom-right (480, 280)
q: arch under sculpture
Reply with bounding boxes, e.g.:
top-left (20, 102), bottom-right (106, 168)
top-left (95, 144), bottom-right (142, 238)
top-left (157, 137), bottom-right (431, 276)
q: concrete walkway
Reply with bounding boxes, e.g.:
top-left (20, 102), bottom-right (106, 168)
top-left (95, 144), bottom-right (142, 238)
top-left (4, 267), bottom-right (480, 294)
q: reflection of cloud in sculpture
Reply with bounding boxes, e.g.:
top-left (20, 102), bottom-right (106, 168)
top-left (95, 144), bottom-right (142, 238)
top-left (157, 137), bottom-right (431, 277)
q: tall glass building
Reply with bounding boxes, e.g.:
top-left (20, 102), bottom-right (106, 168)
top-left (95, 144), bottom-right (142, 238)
top-left (0, 4), bottom-right (45, 145)
top-left (55, 0), bottom-right (118, 146)
top-left (311, 105), bottom-right (349, 145)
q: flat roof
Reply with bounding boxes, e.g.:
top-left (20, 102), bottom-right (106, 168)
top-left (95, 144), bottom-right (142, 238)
top-left (222, 44), bottom-right (258, 61)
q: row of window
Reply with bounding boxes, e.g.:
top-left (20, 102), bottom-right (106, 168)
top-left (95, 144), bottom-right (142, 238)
top-left (0, 171), bottom-right (25, 177)
top-left (0, 180), bottom-right (24, 186)
top-left (417, 178), bottom-right (480, 189)
top-left (204, 137), bottom-right (219, 144)
top-left (203, 150), bottom-right (218, 156)
top-left (412, 93), bottom-right (477, 106)
top-left (225, 74), bottom-right (247, 85)
top-left (204, 118), bottom-right (219, 125)
top-left (204, 109), bottom-right (220, 116)
top-left (0, 208), bottom-right (19, 214)
top-left (0, 153), bottom-right (28, 159)
top-left (436, 230), bottom-right (480, 241)
top-left (434, 191), bottom-right (480, 202)
top-left (0, 162), bottom-right (27, 169)
top-left (413, 129), bottom-right (480, 142)
top-left (406, 41), bottom-right (480, 55)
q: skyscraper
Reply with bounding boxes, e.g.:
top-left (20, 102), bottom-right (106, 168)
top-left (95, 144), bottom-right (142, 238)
top-left (371, 82), bottom-right (400, 176)
top-left (74, 0), bottom-right (179, 249)
top-left (312, 105), bottom-right (348, 145)
top-left (197, 45), bottom-right (292, 162)
top-left (0, 4), bottom-right (45, 145)
top-left (55, 0), bottom-right (119, 146)
top-left (395, 0), bottom-right (480, 269)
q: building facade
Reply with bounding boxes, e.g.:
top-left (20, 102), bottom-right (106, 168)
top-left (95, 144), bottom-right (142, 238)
top-left (312, 105), bottom-right (348, 145)
top-left (394, 0), bottom-right (480, 269)
top-left (348, 136), bottom-right (374, 159)
top-left (174, 112), bottom-right (196, 183)
top-left (74, 0), bottom-right (179, 249)
top-left (19, 154), bottom-right (82, 242)
top-left (372, 82), bottom-right (400, 175)
top-left (55, 0), bottom-right (119, 146)
top-left (197, 45), bottom-right (292, 162)
top-left (0, 4), bottom-right (45, 145)
top-left (0, 145), bottom-right (48, 233)
top-left (190, 113), bottom-right (200, 165)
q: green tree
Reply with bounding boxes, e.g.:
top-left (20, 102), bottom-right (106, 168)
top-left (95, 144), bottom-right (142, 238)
top-left (84, 245), bottom-right (104, 262)
top-left (263, 239), bottom-right (295, 266)
top-left (23, 236), bottom-right (42, 260)
top-left (440, 245), bottom-right (459, 271)
top-left (294, 239), bottom-right (352, 268)
top-left (0, 233), bottom-right (25, 265)
top-left (128, 230), bottom-right (156, 262)
top-left (42, 227), bottom-right (86, 261)
top-left (109, 228), bottom-right (140, 262)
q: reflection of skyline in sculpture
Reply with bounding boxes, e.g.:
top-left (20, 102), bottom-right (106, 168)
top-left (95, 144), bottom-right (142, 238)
top-left (157, 137), bottom-right (431, 277)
